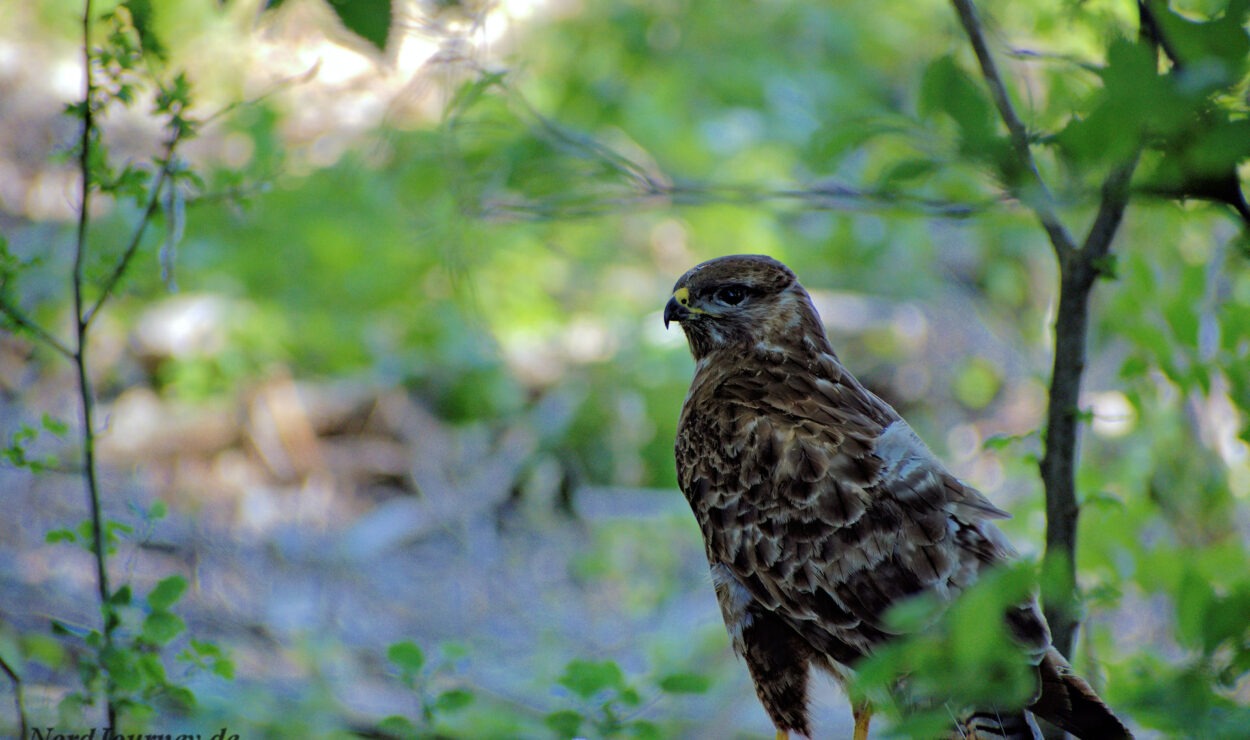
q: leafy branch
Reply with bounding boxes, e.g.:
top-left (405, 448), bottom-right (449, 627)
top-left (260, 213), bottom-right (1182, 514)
top-left (0, 1), bottom-right (210, 730)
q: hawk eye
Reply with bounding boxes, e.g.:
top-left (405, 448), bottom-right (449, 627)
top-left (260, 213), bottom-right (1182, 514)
top-left (716, 286), bottom-right (748, 305)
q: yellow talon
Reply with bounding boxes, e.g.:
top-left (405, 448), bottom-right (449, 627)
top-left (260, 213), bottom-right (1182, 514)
top-left (775, 731), bottom-right (789, 740)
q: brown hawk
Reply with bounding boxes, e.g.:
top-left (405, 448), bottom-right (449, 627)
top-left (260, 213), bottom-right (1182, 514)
top-left (663, 255), bottom-right (1131, 739)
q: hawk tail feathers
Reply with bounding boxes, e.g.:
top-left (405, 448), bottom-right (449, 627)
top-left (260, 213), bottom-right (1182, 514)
top-left (1028, 648), bottom-right (1134, 739)
top-left (952, 709), bottom-right (1041, 739)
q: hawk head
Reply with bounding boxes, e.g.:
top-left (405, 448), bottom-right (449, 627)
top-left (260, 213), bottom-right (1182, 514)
top-left (663, 254), bottom-right (825, 360)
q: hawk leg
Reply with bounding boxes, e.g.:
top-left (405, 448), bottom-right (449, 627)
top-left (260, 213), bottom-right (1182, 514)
top-left (853, 701), bottom-right (872, 740)
top-left (741, 606), bottom-right (813, 738)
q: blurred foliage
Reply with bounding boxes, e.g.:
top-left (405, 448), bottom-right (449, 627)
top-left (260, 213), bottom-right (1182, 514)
top-left (852, 563), bottom-right (1045, 737)
top-left (6, 0), bottom-right (1250, 736)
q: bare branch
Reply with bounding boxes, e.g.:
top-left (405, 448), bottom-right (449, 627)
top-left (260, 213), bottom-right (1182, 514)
top-left (200, 61), bottom-right (321, 129)
top-left (476, 180), bottom-right (995, 222)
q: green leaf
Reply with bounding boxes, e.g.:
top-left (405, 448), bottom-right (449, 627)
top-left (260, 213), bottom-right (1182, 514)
top-left (21, 632), bottom-right (66, 669)
top-left (440, 640), bottom-right (469, 660)
top-left (137, 651), bottom-right (167, 685)
top-left (627, 719), bottom-right (662, 739)
top-left (888, 709), bottom-right (958, 739)
top-left (165, 685), bottom-right (197, 712)
top-left (807, 117), bottom-right (910, 169)
top-left (619, 685), bottom-right (642, 706)
top-left (46, 529), bottom-right (77, 545)
top-left (109, 585), bottom-right (132, 607)
top-left (1175, 568), bottom-right (1214, 650)
top-left (40, 413), bottom-right (68, 436)
top-left (877, 157), bottom-right (938, 189)
top-left (101, 646), bottom-right (142, 691)
top-left (142, 610), bottom-right (186, 646)
top-left (212, 656), bottom-right (236, 680)
top-left (1057, 37), bottom-right (1178, 164)
top-left (189, 638), bottom-right (222, 658)
top-left (378, 715), bottom-right (416, 738)
top-left (882, 592), bottom-right (943, 633)
top-left (1080, 490), bottom-right (1125, 510)
top-left (57, 693), bottom-right (86, 727)
top-left (1092, 253), bottom-right (1119, 281)
top-left (147, 575), bottom-right (187, 611)
top-left (657, 672), bottom-right (711, 694)
top-left (387, 640), bottom-right (425, 673)
top-left (327, 0), bottom-right (392, 52)
top-left (1202, 583), bottom-right (1250, 655)
top-left (434, 688), bottom-right (474, 712)
top-left (919, 55), bottom-right (997, 152)
top-left (1154, 0), bottom-right (1250, 69)
top-left (122, 0), bottom-right (167, 60)
top-left (105, 605), bottom-right (121, 633)
top-left (544, 709), bottom-right (583, 738)
top-left (557, 659), bottom-right (625, 699)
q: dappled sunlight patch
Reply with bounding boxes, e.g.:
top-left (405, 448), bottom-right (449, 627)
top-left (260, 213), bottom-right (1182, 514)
top-left (1088, 390), bottom-right (1137, 438)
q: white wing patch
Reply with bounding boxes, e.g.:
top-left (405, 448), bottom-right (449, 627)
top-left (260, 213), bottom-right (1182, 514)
top-left (875, 420), bottom-right (940, 481)
top-left (875, 420), bottom-right (1011, 521)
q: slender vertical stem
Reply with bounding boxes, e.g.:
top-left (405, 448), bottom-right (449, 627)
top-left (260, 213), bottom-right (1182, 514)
top-left (73, 0), bottom-right (118, 728)
top-left (0, 653), bottom-right (27, 740)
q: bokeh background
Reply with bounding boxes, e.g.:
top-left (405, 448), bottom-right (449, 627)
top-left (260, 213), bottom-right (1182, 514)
top-left (2, 0), bottom-right (1250, 737)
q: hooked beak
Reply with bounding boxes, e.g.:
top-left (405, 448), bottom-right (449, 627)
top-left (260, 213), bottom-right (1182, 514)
top-left (663, 296), bottom-right (687, 329)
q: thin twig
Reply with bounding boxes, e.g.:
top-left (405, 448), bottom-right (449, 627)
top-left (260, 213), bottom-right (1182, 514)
top-left (0, 653), bottom-right (27, 740)
top-left (477, 181), bottom-right (994, 222)
top-left (83, 140), bottom-right (178, 328)
top-left (950, 0), bottom-right (1077, 256)
top-left (200, 61), bottom-right (321, 129)
top-left (0, 295), bottom-right (74, 359)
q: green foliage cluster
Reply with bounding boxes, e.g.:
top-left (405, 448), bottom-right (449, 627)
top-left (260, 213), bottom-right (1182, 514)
top-left (377, 641), bottom-right (714, 739)
top-left (2, 1), bottom-right (237, 735)
top-left (852, 564), bottom-right (1044, 736)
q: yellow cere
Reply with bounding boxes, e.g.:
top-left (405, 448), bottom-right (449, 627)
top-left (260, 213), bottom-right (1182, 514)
top-left (672, 287), bottom-right (706, 313)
